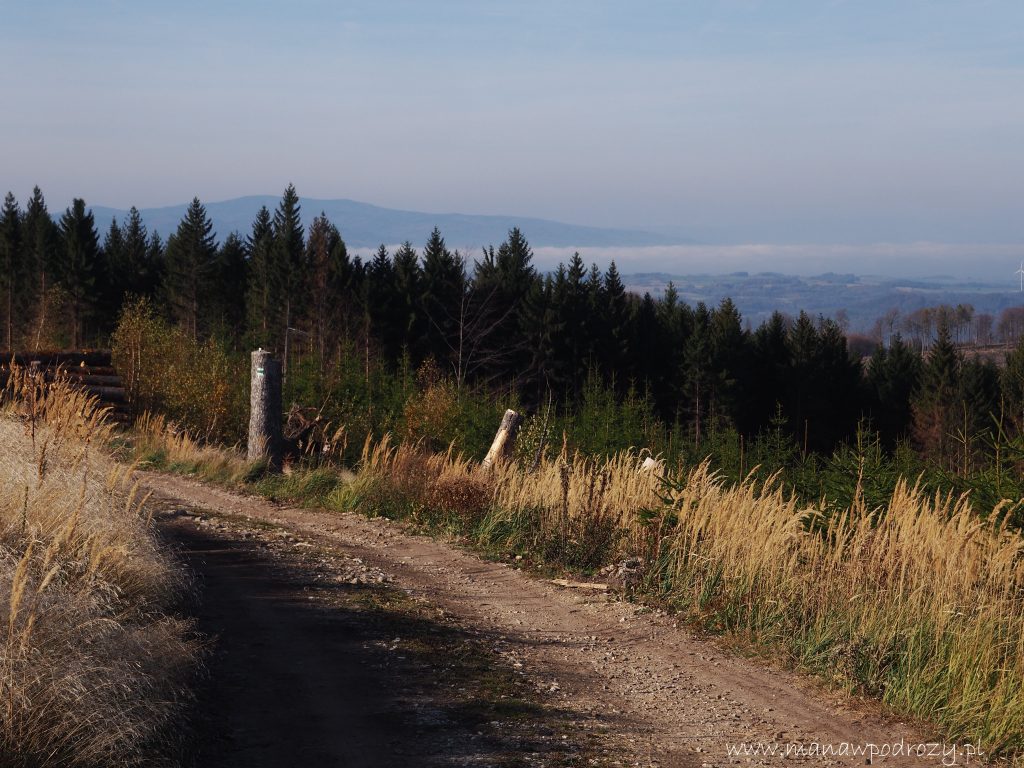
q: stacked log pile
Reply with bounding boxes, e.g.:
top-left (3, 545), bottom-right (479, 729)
top-left (1, 351), bottom-right (129, 424)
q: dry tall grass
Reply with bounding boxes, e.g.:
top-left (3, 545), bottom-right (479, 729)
top-left (0, 367), bottom-right (197, 766)
top-left (120, 413), bottom-right (1024, 755)
top-left (654, 466), bottom-right (1024, 752)
top-left (132, 411), bottom-right (253, 483)
top-left (342, 434), bottom-right (663, 570)
top-left (345, 434), bottom-right (1024, 754)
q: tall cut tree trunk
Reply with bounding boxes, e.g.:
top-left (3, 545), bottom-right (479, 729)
top-left (482, 409), bottom-right (523, 468)
top-left (248, 349), bottom-right (283, 469)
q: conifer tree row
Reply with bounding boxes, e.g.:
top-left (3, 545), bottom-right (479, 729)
top-left (1, 183), bottom-right (1019, 460)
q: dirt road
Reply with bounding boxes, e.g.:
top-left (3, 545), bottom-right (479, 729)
top-left (145, 471), bottom-right (959, 767)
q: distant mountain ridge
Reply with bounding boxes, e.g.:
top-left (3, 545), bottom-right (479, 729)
top-left (88, 195), bottom-right (684, 250)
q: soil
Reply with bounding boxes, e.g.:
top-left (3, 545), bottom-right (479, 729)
top-left (145, 471), bottom-right (965, 767)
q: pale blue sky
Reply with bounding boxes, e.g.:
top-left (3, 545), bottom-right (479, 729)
top-left (1, 0), bottom-right (1022, 246)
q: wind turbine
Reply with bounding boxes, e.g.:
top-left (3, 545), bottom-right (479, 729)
top-left (1017, 263), bottom-right (1024, 293)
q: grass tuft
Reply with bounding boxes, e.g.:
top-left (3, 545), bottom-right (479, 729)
top-left (0, 365), bottom-right (199, 767)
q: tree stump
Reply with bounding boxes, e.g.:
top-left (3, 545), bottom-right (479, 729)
top-left (482, 409), bottom-right (523, 468)
top-left (248, 349), bottom-right (283, 468)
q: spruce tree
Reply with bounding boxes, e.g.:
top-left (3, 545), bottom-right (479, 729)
top-left (546, 264), bottom-right (572, 394)
top-left (815, 318), bottom-right (862, 450)
top-left (519, 272), bottom-right (558, 403)
top-left (471, 227), bottom-right (537, 380)
top-left (346, 252), bottom-right (366, 330)
top-left (866, 334), bottom-right (921, 445)
top-left (304, 213), bottom-right (349, 361)
top-left (392, 241), bottom-right (423, 361)
top-left (776, 313), bottom-right (862, 452)
top-left (684, 302), bottom-right (712, 444)
top-left (601, 261), bottom-right (630, 379)
top-left (101, 216), bottom-right (125, 321)
top-left (56, 199), bottom-right (100, 348)
top-left (146, 232), bottom-right (165, 289)
top-left (912, 321), bottom-right (961, 467)
top-left (272, 184), bottom-right (305, 351)
top-left (214, 232), bottom-right (248, 333)
top-left (785, 312), bottom-right (820, 449)
top-left (958, 358), bottom-right (999, 470)
top-left (246, 205), bottom-right (276, 347)
top-left (474, 244), bottom-right (498, 290)
top-left (163, 197), bottom-right (217, 340)
top-left (585, 263), bottom-right (606, 368)
top-left (498, 228), bottom-right (535, 289)
top-left (630, 292), bottom-right (660, 401)
top-left (367, 244), bottom-right (403, 360)
top-left (549, 253), bottom-right (590, 396)
top-left (653, 282), bottom-right (690, 420)
top-left (103, 217), bottom-right (124, 268)
top-left (420, 227), bottom-right (465, 368)
top-left (121, 206), bottom-right (160, 299)
top-left (22, 187), bottom-right (58, 348)
top-left (708, 297), bottom-right (746, 429)
top-left (0, 192), bottom-right (22, 349)
top-left (748, 312), bottom-right (790, 434)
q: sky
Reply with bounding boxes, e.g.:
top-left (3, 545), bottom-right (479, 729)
top-left (1, 0), bottom-right (1023, 254)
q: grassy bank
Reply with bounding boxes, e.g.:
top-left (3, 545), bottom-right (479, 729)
top-left (130, 418), bottom-right (1024, 759)
top-left (0, 371), bottom-right (198, 767)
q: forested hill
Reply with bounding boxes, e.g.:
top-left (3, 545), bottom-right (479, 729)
top-left (89, 196), bottom-right (679, 249)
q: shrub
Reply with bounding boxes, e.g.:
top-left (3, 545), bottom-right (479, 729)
top-left (112, 298), bottom-right (247, 443)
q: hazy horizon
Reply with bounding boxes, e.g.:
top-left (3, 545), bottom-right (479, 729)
top-left (3, 1), bottom-right (1023, 265)
top-left (77, 193), bottom-right (1022, 284)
